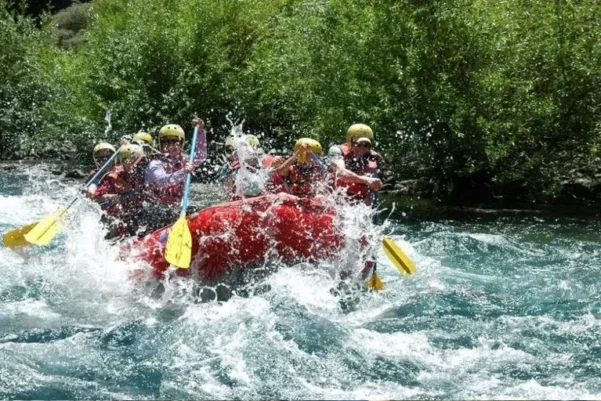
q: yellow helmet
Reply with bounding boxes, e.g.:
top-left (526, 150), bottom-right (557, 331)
top-left (118, 144), bottom-right (145, 163)
top-left (132, 132), bottom-right (154, 146)
top-left (158, 124), bottom-right (185, 146)
top-left (242, 134), bottom-right (260, 148)
top-left (294, 138), bottom-right (322, 163)
top-left (93, 142), bottom-right (116, 155)
top-left (346, 123), bottom-right (374, 147)
top-left (93, 142), bottom-right (116, 165)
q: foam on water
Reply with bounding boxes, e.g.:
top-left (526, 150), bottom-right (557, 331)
top-left (2, 167), bottom-right (601, 399)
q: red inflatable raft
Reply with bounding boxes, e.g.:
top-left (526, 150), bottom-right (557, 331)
top-left (122, 193), bottom-right (344, 280)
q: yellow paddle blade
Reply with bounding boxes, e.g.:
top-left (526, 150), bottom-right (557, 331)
top-left (24, 211), bottom-right (66, 246)
top-left (383, 236), bottom-right (417, 276)
top-left (368, 272), bottom-right (385, 291)
top-left (2, 222), bottom-right (38, 248)
top-left (164, 213), bottom-right (192, 269)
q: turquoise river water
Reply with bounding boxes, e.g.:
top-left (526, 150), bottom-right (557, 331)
top-left (1, 165), bottom-right (600, 399)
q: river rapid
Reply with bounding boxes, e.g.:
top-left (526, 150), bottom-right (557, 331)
top-left (1, 165), bottom-right (601, 399)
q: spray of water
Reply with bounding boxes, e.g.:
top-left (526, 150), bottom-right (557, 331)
top-left (5, 164), bottom-right (601, 399)
top-left (103, 111), bottom-right (112, 138)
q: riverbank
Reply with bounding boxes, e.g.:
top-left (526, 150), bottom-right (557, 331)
top-left (383, 173), bottom-right (601, 213)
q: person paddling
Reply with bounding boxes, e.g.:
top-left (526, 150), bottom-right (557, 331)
top-left (233, 135), bottom-right (269, 198)
top-left (142, 120), bottom-right (200, 229)
top-left (85, 142), bottom-right (117, 199)
top-left (218, 134), bottom-right (284, 199)
top-left (329, 124), bottom-right (386, 291)
top-left (329, 124), bottom-right (383, 206)
top-left (91, 144), bottom-right (146, 239)
top-left (277, 138), bottom-right (326, 198)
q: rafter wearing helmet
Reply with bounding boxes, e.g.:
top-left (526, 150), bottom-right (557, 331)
top-left (329, 123), bottom-right (384, 206)
top-left (277, 138), bottom-right (326, 198)
top-left (84, 142), bottom-right (117, 200)
top-left (140, 119), bottom-right (204, 233)
top-left (217, 134), bottom-right (284, 199)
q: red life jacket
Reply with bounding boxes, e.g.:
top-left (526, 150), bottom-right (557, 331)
top-left (95, 163), bottom-right (148, 238)
top-left (86, 168), bottom-right (100, 184)
top-left (146, 154), bottom-right (187, 206)
top-left (262, 154), bottom-right (288, 194)
top-left (266, 172), bottom-right (287, 194)
top-left (289, 163), bottom-right (324, 197)
top-left (335, 143), bottom-right (383, 199)
top-left (95, 167), bottom-right (135, 218)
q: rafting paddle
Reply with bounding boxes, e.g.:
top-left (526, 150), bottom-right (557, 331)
top-left (366, 237), bottom-right (416, 291)
top-left (382, 236), bottom-right (417, 275)
top-left (367, 264), bottom-right (385, 291)
top-left (2, 147), bottom-right (121, 248)
top-left (2, 222), bottom-right (38, 248)
top-left (164, 126), bottom-right (199, 269)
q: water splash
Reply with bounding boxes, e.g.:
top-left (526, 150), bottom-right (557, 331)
top-left (103, 110), bottom-right (112, 137)
top-left (5, 164), bottom-right (601, 399)
top-left (219, 118), bottom-right (274, 199)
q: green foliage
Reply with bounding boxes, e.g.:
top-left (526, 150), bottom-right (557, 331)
top-left (0, 0), bottom-right (56, 159)
top-left (2, 0), bottom-right (601, 201)
top-left (52, 2), bottom-right (92, 48)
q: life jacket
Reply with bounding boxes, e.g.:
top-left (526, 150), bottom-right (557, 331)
top-left (146, 154), bottom-right (187, 206)
top-left (86, 168), bottom-right (100, 184)
top-left (94, 167), bottom-right (133, 229)
top-left (289, 163), bottom-right (324, 197)
top-left (98, 160), bottom-right (149, 239)
top-left (262, 154), bottom-right (288, 194)
top-left (86, 167), bottom-right (114, 188)
top-left (335, 143), bottom-right (383, 200)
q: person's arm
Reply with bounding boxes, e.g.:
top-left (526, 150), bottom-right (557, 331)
top-left (85, 184), bottom-right (98, 198)
top-left (276, 149), bottom-right (302, 177)
top-left (82, 169), bottom-right (102, 198)
top-left (330, 159), bottom-right (382, 191)
top-left (277, 143), bottom-right (311, 177)
top-left (144, 159), bottom-right (188, 187)
top-left (90, 179), bottom-right (119, 204)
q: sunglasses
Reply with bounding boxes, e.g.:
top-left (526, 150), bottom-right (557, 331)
top-left (353, 142), bottom-right (372, 149)
top-left (162, 139), bottom-right (181, 146)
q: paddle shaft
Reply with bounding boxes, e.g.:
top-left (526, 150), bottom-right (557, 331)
top-left (310, 152), bottom-right (327, 172)
top-left (37, 147), bottom-right (121, 218)
top-left (86, 147), bottom-right (122, 188)
top-left (180, 126), bottom-right (199, 213)
top-left (64, 147), bottom-right (122, 214)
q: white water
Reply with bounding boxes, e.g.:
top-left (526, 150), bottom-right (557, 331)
top-left (2, 166), bottom-right (601, 399)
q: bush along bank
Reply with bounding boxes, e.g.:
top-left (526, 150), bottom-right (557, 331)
top-left (2, 0), bottom-right (601, 207)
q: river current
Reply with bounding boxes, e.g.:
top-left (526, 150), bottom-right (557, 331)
top-left (1, 165), bottom-right (600, 399)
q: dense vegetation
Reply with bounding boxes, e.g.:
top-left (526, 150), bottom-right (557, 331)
top-left (2, 0), bottom-right (601, 203)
